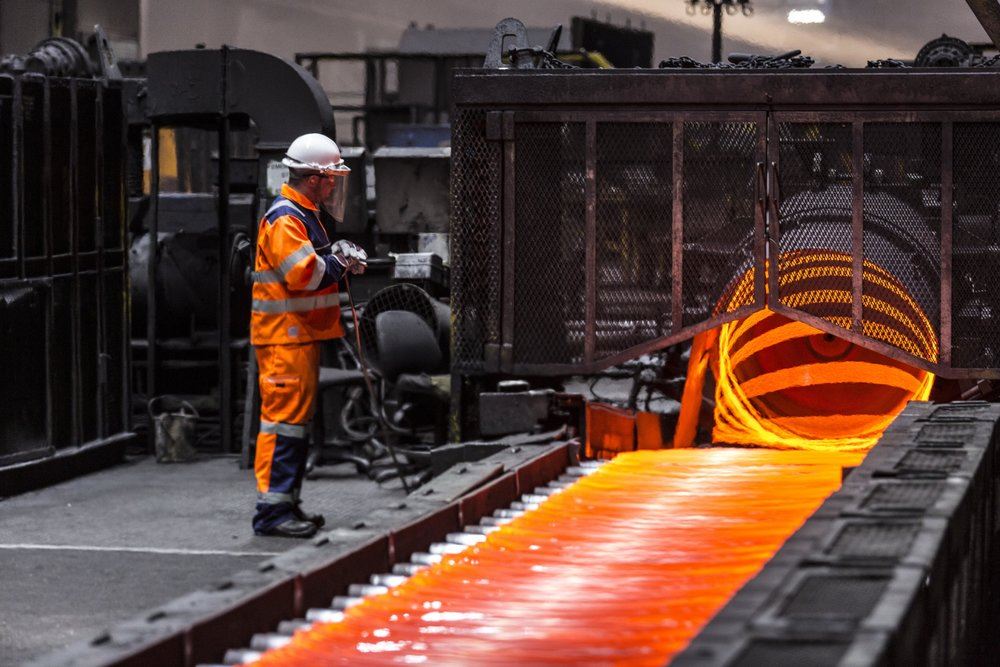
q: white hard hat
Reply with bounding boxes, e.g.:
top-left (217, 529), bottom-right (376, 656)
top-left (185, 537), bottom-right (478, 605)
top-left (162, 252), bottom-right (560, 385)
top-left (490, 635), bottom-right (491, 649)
top-left (282, 133), bottom-right (350, 174)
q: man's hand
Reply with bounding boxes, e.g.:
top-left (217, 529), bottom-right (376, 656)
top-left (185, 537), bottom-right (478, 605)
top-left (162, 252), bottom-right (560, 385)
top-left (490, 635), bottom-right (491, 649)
top-left (331, 239), bottom-right (368, 275)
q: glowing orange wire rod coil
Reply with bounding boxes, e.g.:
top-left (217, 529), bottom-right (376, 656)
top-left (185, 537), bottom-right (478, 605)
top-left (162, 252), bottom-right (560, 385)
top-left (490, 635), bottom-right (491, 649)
top-left (708, 250), bottom-right (936, 452)
top-left (251, 449), bottom-right (860, 666)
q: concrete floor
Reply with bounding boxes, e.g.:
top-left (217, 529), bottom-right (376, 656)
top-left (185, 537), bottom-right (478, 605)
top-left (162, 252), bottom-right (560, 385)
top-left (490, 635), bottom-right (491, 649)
top-left (0, 454), bottom-right (404, 665)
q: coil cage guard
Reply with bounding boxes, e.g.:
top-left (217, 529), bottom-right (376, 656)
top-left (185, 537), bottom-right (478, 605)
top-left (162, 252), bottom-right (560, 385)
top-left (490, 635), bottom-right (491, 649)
top-left (450, 69), bottom-right (1000, 381)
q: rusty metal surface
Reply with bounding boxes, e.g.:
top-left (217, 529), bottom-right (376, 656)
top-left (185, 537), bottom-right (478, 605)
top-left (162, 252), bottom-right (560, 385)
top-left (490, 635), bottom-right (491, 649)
top-left (966, 0), bottom-right (1000, 51)
top-left (451, 68), bottom-right (1000, 379)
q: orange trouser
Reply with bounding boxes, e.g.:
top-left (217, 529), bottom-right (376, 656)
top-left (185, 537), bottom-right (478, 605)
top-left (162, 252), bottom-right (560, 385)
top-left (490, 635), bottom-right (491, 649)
top-left (253, 343), bottom-right (319, 530)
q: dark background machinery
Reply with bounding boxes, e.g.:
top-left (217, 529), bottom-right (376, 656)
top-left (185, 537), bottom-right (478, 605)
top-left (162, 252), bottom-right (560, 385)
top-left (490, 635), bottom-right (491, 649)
top-left (0, 31), bottom-right (130, 494)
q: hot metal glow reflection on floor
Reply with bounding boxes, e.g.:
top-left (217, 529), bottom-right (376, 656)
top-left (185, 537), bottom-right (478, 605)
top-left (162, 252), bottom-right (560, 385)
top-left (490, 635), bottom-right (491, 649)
top-left (251, 449), bottom-right (859, 666)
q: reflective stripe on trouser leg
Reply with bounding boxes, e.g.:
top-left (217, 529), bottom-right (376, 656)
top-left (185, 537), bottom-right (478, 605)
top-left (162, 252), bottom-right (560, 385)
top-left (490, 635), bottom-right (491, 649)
top-left (257, 432), bottom-right (307, 499)
top-left (253, 342), bottom-right (320, 531)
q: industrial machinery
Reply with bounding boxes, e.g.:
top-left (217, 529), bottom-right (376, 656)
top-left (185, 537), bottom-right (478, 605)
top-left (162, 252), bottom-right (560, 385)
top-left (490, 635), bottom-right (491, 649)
top-left (0, 32), bottom-right (131, 495)
top-left (20, 6), bottom-right (1000, 667)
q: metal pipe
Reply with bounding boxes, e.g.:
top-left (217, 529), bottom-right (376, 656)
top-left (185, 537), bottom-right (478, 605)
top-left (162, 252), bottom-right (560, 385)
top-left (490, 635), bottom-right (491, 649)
top-left (70, 79), bottom-right (81, 446)
top-left (95, 83), bottom-right (106, 439)
top-left (712, 3), bottom-right (723, 64)
top-left (218, 45), bottom-right (233, 453)
top-left (147, 125), bottom-right (159, 451)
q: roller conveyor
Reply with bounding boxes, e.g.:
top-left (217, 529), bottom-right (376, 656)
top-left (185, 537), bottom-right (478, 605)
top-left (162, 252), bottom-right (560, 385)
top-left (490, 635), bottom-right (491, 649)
top-left (220, 450), bottom-right (859, 666)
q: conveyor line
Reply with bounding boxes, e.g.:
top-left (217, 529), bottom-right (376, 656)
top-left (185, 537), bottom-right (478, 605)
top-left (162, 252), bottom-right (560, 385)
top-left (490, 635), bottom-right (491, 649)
top-left (226, 449), bottom-right (861, 666)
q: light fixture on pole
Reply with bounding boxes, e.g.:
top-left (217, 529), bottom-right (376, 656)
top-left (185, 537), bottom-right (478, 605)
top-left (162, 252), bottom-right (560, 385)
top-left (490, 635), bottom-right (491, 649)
top-left (686, 0), bottom-right (754, 64)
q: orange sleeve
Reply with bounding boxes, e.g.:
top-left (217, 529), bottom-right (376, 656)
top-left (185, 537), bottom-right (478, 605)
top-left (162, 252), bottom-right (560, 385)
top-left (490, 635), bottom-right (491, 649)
top-left (261, 214), bottom-right (324, 291)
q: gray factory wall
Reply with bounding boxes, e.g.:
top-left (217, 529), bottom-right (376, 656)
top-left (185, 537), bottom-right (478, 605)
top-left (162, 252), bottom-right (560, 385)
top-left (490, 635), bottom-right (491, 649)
top-left (0, 0), bottom-right (49, 55)
top-left (135, 1), bottom-right (991, 68)
top-left (0, 0), bottom-right (139, 58)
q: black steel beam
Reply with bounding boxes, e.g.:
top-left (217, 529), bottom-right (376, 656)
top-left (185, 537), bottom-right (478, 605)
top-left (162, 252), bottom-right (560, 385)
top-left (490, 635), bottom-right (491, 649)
top-left (452, 69), bottom-right (1000, 108)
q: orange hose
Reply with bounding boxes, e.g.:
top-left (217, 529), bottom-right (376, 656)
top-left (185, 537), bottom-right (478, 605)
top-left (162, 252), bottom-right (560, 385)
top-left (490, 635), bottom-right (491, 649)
top-left (252, 449), bottom-right (859, 666)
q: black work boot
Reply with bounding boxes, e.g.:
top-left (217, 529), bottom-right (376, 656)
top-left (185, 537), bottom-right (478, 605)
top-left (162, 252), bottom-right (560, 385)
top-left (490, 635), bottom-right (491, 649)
top-left (292, 502), bottom-right (326, 528)
top-left (261, 517), bottom-right (318, 538)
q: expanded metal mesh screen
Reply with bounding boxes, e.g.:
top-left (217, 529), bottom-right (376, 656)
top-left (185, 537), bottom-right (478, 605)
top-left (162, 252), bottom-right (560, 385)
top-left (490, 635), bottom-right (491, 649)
top-left (776, 122), bottom-right (854, 321)
top-left (682, 122), bottom-right (759, 324)
top-left (862, 123), bottom-right (941, 362)
top-left (450, 101), bottom-right (1000, 377)
top-left (953, 123), bottom-right (1000, 369)
top-left (512, 122), bottom-right (586, 365)
top-left (594, 122), bottom-right (673, 361)
top-left (450, 110), bottom-right (502, 372)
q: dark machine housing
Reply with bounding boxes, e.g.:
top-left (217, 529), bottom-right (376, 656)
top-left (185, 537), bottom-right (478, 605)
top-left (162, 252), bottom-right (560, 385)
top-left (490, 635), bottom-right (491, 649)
top-left (0, 65), bottom-right (130, 492)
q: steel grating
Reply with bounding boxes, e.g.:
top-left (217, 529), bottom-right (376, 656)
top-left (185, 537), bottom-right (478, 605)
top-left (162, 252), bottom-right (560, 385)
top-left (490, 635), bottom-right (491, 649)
top-left (897, 449), bottom-right (966, 473)
top-left (733, 640), bottom-right (850, 666)
top-left (450, 110), bottom-right (502, 372)
top-left (594, 122), bottom-right (673, 360)
top-left (916, 422), bottom-right (977, 444)
top-left (682, 121), bottom-right (759, 326)
top-left (780, 575), bottom-right (890, 618)
top-left (512, 122), bottom-right (586, 365)
top-left (861, 482), bottom-right (945, 511)
top-left (827, 522), bottom-right (919, 559)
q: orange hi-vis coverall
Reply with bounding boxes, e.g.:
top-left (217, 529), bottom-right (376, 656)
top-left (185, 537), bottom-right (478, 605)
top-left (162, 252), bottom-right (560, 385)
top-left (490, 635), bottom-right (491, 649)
top-left (250, 184), bottom-right (347, 533)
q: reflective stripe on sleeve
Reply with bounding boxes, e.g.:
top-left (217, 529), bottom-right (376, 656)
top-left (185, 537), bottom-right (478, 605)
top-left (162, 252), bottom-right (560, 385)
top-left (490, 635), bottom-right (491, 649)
top-left (251, 269), bottom-right (283, 284)
top-left (304, 253), bottom-right (327, 291)
top-left (266, 199), bottom-right (304, 219)
top-left (259, 420), bottom-right (308, 438)
top-left (278, 244), bottom-right (315, 278)
top-left (252, 293), bottom-right (340, 314)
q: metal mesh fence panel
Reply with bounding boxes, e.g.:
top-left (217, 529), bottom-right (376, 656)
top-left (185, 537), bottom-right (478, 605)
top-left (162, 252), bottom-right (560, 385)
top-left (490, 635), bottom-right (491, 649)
top-left (594, 122), bottom-right (673, 361)
top-left (776, 122), bottom-right (854, 324)
top-left (450, 110), bottom-right (502, 372)
top-left (862, 123), bottom-right (941, 363)
top-left (681, 121), bottom-right (758, 325)
top-left (512, 122), bottom-right (586, 365)
top-left (953, 123), bottom-right (1000, 369)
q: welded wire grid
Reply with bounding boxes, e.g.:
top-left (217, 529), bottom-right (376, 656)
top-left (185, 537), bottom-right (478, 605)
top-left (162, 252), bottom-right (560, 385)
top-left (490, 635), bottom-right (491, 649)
top-left (512, 122), bottom-right (586, 365)
top-left (862, 123), bottom-right (941, 362)
top-left (450, 110), bottom-right (502, 372)
top-left (952, 123), bottom-right (1000, 368)
top-left (776, 122), bottom-right (854, 322)
top-left (594, 122), bottom-right (673, 361)
top-left (681, 121), bottom-right (758, 326)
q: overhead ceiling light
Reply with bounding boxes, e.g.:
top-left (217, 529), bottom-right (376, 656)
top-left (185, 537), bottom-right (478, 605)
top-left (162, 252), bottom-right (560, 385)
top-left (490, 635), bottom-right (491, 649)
top-left (787, 8), bottom-right (826, 24)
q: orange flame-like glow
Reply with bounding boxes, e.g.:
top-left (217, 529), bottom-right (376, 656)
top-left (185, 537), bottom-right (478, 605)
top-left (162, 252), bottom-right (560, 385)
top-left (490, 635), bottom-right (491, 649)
top-left (709, 251), bottom-right (936, 452)
top-left (250, 449), bottom-right (859, 666)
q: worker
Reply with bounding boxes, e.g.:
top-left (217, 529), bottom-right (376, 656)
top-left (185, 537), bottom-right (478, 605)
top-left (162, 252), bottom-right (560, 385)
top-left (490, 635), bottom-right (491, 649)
top-left (250, 133), bottom-right (367, 538)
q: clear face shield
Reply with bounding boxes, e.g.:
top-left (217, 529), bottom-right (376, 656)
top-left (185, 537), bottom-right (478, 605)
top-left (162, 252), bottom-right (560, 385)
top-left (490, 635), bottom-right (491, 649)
top-left (320, 168), bottom-right (350, 224)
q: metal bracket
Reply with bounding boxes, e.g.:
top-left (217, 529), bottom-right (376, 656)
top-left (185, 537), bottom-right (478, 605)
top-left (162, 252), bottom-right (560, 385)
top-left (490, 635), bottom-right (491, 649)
top-left (499, 343), bottom-right (514, 372)
top-left (483, 343), bottom-right (501, 372)
top-left (484, 18), bottom-right (529, 69)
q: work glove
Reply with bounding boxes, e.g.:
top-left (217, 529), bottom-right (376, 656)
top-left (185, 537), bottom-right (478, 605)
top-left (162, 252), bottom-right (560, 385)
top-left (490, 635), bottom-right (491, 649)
top-left (331, 239), bottom-right (368, 275)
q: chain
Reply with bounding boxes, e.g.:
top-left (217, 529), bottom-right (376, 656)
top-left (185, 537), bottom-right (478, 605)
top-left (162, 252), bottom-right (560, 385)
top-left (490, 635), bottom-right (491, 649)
top-left (506, 47), bottom-right (578, 70)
